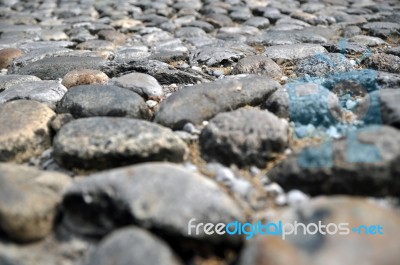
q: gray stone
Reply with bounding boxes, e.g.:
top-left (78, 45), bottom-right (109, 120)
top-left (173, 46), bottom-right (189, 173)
top-left (361, 89), bottom-right (400, 128)
top-left (295, 53), bottom-right (354, 77)
top-left (238, 196), bottom-right (400, 265)
top-left (57, 85), bottom-right (150, 119)
top-left (232, 55), bottom-right (283, 79)
top-left (386, 46), bottom-right (400, 57)
top-left (53, 117), bottom-right (188, 170)
top-left (0, 80), bottom-right (67, 109)
top-left (175, 27), bottom-right (206, 38)
top-left (349, 35), bottom-right (387, 47)
top-left (9, 56), bottom-right (106, 80)
top-left (200, 108), bottom-right (288, 168)
top-left (0, 100), bottom-right (55, 163)
top-left (0, 163), bottom-right (71, 242)
top-left (76, 40), bottom-right (115, 51)
top-left (107, 59), bottom-right (209, 85)
top-left (112, 73), bottom-right (163, 100)
top-left (190, 46), bottom-right (245, 66)
top-left (154, 75), bottom-right (280, 129)
top-left (244, 17), bottom-right (270, 29)
top-left (365, 53), bottom-right (400, 74)
top-left (322, 42), bottom-right (368, 55)
top-left (262, 83), bottom-right (341, 127)
top-left (0, 74), bottom-right (40, 92)
top-left (248, 28), bottom-right (330, 46)
top-left (87, 227), bottom-right (182, 265)
top-left (62, 162), bottom-right (244, 245)
top-left (362, 22), bottom-right (400, 38)
top-left (269, 125), bottom-right (400, 196)
top-left (263, 44), bottom-right (327, 62)
top-left (0, 230), bottom-right (93, 265)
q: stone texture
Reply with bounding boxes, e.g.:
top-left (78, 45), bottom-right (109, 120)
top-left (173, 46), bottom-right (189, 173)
top-left (53, 117), bottom-right (188, 170)
top-left (0, 100), bottom-right (55, 163)
top-left (111, 72), bottom-right (163, 100)
top-left (0, 163), bottom-right (71, 242)
top-left (238, 196), bottom-right (400, 265)
top-left (295, 53), bottom-right (354, 77)
top-left (61, 69), bottom-right (109, 89)
top-left (200, 108), bottom-right (289, 168)
top-left (365, 53), bottom-right (400, 74)
top-left (269, 125), bottom-right (400, 196)
top-left (361, 89), bottom-right (400, 128)
top-left (0, 74), bottom-right (41, 92)
top-left (87, 227), bottom-right (183, 265)
top-left (62, 162), bottom-right (244, 245)
top-left (0, 80), bottom-right (67, 109)
top-left (154, 76), bottom-right (280, 129)
top-left (263, 44), bottom-right (328, 62)
top-left (57, 85), bottom-right (150, 119)
top-left (9, 56), bottom-right (106, 80)
top-left (232, 55), bottom-right (283, 79)
top-left (0, 48), bottom-right (24, 69)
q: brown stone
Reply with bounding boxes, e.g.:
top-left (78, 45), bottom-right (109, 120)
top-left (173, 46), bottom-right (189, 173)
top-left (61, 69), bottom-right (109, 89)
top-left (0, 48), bottom-right (24, 69)
top-left (0, 100), bottom-right (55, 163)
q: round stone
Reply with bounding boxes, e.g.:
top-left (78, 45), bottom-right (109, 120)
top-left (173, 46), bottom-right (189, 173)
top-left (62, 69), bottom-right (109, 89)
top-left (0, 100), bottom-right (55, 163)
top-left (0, 163), bottom-right (71, 242)
top-left (0, 48), bottom-right (24, 69)
top-left (53, 117), bottom-right (188, 170)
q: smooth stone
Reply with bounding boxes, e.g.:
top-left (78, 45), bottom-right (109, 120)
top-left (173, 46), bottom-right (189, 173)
top-left (0, 100), bottom-right (55, 163)
top-left (107, 59), bottom-right (208, 85)
top-left (113, 48), bottom-right (150, 62)
top-left (386, 46), bottom-right (400, 57)
top-left (232, 55), bottom-right (283, 79)
top-left (244, 17), bottom-right (270, 29)
top-left (269, 125), bottom-right (400, 196)
top-left (57, 85), bottom-right (150, 119)
top-left (62, 69), bottom-right (109, 89)
top-left (76, 40), bottom-right (115, 51)
top-left (263, 44), bottom-right (328, 62)
top-left (238, 196), bottom-right (400, 265)
top-left (9, 56), bottom-right (106, 80)
top-left (0, 48), bottom-right (24, 69)
top-left (0, 74), bottom-right (40, 92)
top-left (112, 72), bottom-right (163, 100)
top-left (248, 29), bottom-right (328, 46)
top-left (154, 75), bottom-right (280, 129)
top-left (87, 227), bottom-right (183, 265)
top-left (53, 117), bottom-right (188, 170)
top-left (0, 163), bottom-right (71, 242)
top-left (200, 108), bottom-right (288, 167)
top-left (349, 35), bottom-right (387, 47)
top-left (362, 22), bottom-right (400, 38)
top-left (62, 162), bottom-right (244, 245)
top-left (98, 30), bottom-right (127, 45)
top-left (0, 80), bottom-right (67, 109)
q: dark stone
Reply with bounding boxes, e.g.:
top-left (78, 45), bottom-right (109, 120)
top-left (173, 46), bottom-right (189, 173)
top-left (57, 85), bottom-right (151, 119)
top-left (154, 75), bottom-right (280, 129)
